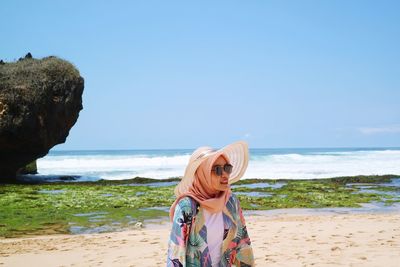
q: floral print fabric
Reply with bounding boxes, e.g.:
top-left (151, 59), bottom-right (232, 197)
top-left (167, 194), bottom-right (255, 267)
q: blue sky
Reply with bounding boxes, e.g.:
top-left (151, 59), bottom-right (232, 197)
top-left (1, 1), bottom-right (399, 149)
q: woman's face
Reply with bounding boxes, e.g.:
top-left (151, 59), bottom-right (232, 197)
top-left (211, 155), bottom-right (230, 192)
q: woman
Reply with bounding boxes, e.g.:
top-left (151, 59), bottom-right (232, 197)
top-left (167, 141), bottom-right (255, 267)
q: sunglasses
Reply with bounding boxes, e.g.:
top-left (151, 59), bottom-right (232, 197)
top-left (211, 164), bottom-right (233, 176)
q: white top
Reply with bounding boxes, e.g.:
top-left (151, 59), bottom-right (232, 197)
top-left (203, 209), bottom-right (224, 266)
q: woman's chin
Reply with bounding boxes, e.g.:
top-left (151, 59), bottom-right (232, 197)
top-left (217, 184), bottom-right (229, 191)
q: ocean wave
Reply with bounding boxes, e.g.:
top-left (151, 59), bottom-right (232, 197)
top-left (36, 149), bottom-right (400, 180)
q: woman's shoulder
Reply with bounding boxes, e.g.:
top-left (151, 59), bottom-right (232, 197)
top-left (227, 192), bottom-right (241, 210)
top-left (176, 196), bottom-right (199, 215)
top-left (229, 192), bottom-right (240, 204)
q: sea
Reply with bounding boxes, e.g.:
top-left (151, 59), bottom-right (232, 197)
top-left (33, 147), bottom-right (400, 182)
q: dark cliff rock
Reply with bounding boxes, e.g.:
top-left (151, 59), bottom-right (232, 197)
top-left (0, 54), bottom-right (84, 180)
top-left (18, 160), bottom-right (38, 175)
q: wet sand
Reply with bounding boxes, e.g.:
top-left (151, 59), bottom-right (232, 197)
top-left (1, 212), bottom-right (399, 267)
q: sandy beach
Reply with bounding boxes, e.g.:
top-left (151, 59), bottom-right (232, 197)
top-left (1, 211), bottom-right (399, 267)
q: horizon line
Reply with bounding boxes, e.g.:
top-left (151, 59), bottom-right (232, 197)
top-left (50, 146), bottom-right (400, 152)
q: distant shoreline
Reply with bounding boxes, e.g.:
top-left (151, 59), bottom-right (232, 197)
top-left (11, 173), bottom-right (400, 184)
top-left (49, 146), bottom-right (400, 152)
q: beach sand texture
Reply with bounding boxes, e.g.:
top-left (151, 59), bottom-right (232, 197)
top-left (1, 212), bottom-right (399, 267)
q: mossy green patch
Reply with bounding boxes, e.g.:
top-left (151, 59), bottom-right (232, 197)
top-left (0, 175), bottom-right (399, 237)
top-left (0, 183), bottom-right (174, 237)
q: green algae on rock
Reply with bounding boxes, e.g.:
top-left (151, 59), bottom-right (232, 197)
top-left (0, 175), bottom-right (399, 237)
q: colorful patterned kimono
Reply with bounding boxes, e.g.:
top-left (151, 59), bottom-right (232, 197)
top-left (167, 194), bottom-right (255, 267)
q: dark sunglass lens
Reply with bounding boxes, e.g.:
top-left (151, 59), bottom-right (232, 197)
top-left (215, 166), bottom-right (223, 176)
top-left (224, 164), bottom-right (233, 174)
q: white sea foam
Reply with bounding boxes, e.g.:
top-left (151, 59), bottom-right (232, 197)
top-left (247, 150), bottom-right (400, 179)
top-left (36, 149), bottom-right (400, 181)
top-left (37, 154), bottom-right (189, 180)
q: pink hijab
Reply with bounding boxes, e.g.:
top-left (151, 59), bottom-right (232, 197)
top-left (169, 153), bottom-right (232, 221)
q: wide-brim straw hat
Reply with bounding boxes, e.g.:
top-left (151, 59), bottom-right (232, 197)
top-left (174, 141), bottom-right (249, 197)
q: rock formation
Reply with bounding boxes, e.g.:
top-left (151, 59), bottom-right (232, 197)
top-left (0, 54), bottom-right (84, 181)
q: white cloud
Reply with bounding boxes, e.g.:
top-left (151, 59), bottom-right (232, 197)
top-left (243, 133), bottom-right (251, 139)
top-left (358, 125), bottom-right (400, 135)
